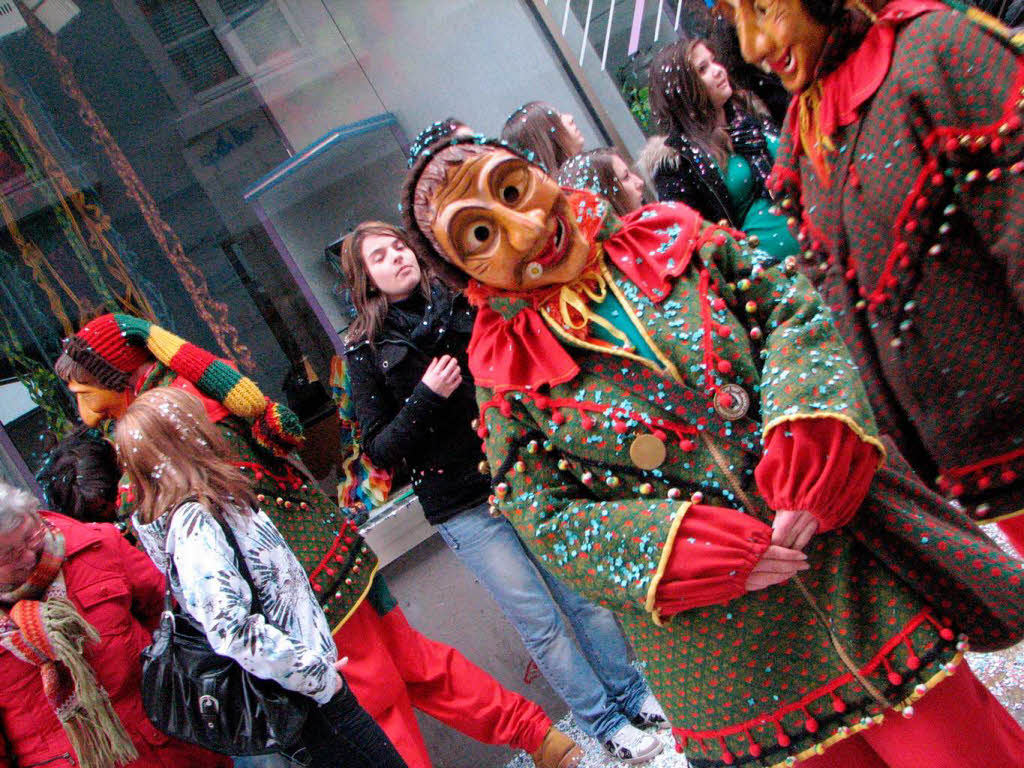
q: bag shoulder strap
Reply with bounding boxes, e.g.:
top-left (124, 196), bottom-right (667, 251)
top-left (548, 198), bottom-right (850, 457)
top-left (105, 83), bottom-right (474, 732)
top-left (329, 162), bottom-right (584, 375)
top-left (164, 500), bottom-right (266, 617)
top-left (209, 510), bottom-right (266, 617)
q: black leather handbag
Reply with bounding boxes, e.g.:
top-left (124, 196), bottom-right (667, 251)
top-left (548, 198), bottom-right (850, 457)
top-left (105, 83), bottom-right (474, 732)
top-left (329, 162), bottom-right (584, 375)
top-left (140, 513), bottom-right (310, 755)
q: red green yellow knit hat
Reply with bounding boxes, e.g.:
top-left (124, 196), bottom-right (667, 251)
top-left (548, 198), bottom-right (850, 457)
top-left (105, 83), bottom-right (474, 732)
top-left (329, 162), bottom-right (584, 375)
top-left (60, 313), bottom-right (304, 457)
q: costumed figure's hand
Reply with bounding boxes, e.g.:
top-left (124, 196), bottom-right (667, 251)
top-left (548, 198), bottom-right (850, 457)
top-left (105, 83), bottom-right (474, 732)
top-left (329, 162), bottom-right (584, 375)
top-left (771, 508), bottom-right (819, 551)
top-left (421, 355), bottom-right (462, 398)
top-left (745, 545), bottom-right (809, 591)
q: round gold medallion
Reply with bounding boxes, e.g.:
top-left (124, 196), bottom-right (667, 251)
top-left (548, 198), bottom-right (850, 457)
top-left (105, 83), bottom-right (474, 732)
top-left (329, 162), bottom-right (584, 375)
top-left (629, 434), bottom-right (667, 470)
top-left (713, 383), bottom-right (751, 421)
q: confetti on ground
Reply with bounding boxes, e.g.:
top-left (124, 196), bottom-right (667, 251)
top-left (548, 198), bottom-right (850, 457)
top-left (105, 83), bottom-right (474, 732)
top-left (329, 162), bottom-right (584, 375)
top-left (504, 721), bottom-right (687, 768)
top-left (964, 526), bottom-right (1024, 728)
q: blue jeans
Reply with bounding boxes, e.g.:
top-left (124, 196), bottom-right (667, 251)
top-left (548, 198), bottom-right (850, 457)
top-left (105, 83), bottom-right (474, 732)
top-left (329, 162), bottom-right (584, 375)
top-left (233, 757), bottom-right (293, 767)
top-left (437, 502), bottom-right (647, 741)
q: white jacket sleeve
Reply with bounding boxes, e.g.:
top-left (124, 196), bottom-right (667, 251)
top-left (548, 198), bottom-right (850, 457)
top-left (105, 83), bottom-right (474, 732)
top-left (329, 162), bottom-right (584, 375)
top-left (168, 504), bottom-right (336, 706)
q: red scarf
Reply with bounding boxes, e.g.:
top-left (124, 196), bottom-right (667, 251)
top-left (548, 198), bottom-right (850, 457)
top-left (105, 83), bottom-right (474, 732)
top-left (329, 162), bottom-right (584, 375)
top-left (0, 519), bottom-right (137, 768)
top-left (790, 0), bottom-right (949, 184)
top-left (466, 191), bottom-right (703, 392)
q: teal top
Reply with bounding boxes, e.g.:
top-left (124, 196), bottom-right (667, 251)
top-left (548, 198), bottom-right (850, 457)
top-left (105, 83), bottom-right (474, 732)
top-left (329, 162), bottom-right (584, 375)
top-left (722, 134), bottom-right (797, 261)
top-left (589, 289), bottom-right (658, 363)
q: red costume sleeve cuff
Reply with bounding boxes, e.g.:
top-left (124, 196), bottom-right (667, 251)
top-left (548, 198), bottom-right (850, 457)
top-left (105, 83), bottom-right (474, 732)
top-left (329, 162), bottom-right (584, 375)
top-left (646, 503), bottom-right (772, 625)
top-left (755, 416), bottom-right (882, 533)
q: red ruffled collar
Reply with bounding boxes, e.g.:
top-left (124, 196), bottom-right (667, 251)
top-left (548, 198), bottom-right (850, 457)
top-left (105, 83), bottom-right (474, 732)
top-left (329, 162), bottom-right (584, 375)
top-left (466, 193), bottom-right (703, 392)
top-left (789, 0), bottom-right (948, 182)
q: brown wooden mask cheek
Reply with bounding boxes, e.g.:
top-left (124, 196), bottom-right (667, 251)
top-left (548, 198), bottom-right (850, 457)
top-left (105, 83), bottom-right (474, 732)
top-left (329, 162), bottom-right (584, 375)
top-left (427, 163), bottom-right (554, 277)
top-left (69, 381), bottom-right (129, 426)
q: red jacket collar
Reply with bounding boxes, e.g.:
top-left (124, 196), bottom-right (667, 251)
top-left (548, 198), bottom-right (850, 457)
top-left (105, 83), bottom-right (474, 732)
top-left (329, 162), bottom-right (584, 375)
top-left (42, 511), bottom-right (106, 557)
top-left (787, 0), bottom-right (949, 178)
top-left (465, 199), bottom-right (704, 392)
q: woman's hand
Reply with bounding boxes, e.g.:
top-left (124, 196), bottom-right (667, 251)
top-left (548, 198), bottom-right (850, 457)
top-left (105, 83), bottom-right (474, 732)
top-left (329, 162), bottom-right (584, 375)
top-left (421, 355), bottom-right (462, 398)
top-left (745, 545), bottom-right (809, 591)
top-left (333, 656), bottom-right (349, 694)
top-left (771, 509), bottom-right (819, 551)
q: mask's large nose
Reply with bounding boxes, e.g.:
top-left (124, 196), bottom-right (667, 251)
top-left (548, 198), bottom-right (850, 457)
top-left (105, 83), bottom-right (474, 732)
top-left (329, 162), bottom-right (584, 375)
top-left (499, 207), bottom-right (548, 252)
top-left (735, 10), bottom-right (769, 67)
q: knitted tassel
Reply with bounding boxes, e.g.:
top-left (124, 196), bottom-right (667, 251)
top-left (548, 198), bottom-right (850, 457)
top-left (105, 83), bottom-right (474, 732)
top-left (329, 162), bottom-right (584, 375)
top-left (253, 398), bottom-right (305, 457)
top-left (42, 597), bottom-right (138, 768)
top-left (113, 314), bottom-right (305, 455)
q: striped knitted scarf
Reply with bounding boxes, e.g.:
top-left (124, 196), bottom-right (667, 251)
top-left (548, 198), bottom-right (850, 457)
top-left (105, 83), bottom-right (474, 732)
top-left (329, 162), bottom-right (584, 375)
top-left (0, 521), bottom-right (137, 768)
top-left (64, 313), bottom-right (304, 457)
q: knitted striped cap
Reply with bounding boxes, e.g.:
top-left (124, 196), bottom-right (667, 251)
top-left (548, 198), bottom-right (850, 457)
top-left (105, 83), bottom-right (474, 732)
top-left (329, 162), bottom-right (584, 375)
top-left (62, 314), bottom-right (304, 456)
top-left (61, 314), bottom-right (151, 391)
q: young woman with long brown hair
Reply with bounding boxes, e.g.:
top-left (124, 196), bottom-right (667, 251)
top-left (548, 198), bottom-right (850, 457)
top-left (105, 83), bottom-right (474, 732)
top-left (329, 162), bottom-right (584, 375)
top-left (340, 219), bottom-right (667, 765)
top-left (557, 149), bottom-right (647, 216)
top-left (501, 102), bottom-right (585, 174)
top-left (640, 37), bottom-right (798, 262)
top-left (115, 387), bottom-right (409, 768)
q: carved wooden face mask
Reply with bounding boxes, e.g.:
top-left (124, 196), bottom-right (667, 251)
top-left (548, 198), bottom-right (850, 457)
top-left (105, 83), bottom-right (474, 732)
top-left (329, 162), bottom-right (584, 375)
top-left (67, 380), bottom-right (129, 426)
top-left (427, 148), bottom-right (592, 291)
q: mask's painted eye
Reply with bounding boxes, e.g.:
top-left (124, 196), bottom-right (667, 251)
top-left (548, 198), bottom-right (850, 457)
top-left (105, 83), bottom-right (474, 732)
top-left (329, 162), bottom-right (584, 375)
top-left (458, 220), bottom-right (493, 255)
top-left (492, 162), bottom-right (531, 208)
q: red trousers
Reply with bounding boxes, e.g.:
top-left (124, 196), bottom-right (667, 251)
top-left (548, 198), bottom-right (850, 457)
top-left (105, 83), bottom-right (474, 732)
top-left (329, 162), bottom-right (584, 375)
top-left (998, 515), bottom-right (1024, 556)
top-left (799, 663), bottom-right (1024, 767)
top-left (332, 600), bottom-right (551, 768)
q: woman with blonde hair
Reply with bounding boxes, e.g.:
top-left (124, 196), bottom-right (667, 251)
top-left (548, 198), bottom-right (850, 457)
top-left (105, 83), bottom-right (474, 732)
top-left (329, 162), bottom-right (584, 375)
top-left (115, 386), bottom-right (408, 767)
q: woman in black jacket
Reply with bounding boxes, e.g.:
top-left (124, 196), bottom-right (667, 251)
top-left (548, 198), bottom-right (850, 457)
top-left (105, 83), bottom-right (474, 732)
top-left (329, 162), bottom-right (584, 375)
top-left (340, 220), bottom-right (668, 765)
top-left (639, 36), bottom-right (797, 263)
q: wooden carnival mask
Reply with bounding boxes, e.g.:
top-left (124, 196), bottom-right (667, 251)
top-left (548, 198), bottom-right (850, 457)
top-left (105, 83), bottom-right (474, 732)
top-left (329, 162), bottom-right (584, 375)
top-left (66, 380), bottom-right (130, 427)
top-left (425, 147), bottom-right (592, 291)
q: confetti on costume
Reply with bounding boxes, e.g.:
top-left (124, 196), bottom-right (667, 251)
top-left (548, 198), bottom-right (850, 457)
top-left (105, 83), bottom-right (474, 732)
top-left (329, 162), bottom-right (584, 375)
top-left (403, 136), bottom-right (1024, 767)
top-left (768, 0), bottom-right (1024, 527)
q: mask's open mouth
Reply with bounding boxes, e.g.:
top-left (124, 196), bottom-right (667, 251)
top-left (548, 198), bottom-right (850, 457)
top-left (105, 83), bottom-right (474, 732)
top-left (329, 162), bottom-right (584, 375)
top-left (770, 48), bottom-right (796, 76)
top-left (532, 213), bottom-right (569, 269)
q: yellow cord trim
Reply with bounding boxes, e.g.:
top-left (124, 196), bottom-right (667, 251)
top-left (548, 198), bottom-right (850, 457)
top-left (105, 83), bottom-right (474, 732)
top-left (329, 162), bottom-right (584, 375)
top-left (548, 262), bottom-right (634, 350)
top-left (602, 259), bottom-right (685, 384)
top-left (981, 507), bottom-right (1024, 524)
top-left (762, 412), bottom-right (887, 469)
top-left (330, 561), bottom-right (380, 634)
top-left (965, 6), bottom-right (1024, 48)
top-left (644, 501), bottom-right (692, 627)
top-left (770, 651), bottom-right (965, 768)
top-left (541, 255), bottom-right (685, 385)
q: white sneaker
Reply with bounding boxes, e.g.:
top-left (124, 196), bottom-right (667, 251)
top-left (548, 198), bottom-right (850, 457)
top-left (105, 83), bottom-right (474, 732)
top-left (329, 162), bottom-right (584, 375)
top-left (602, 722), bottom-right (664, 764)
top-left (630, 692), bottom-right (670, 730)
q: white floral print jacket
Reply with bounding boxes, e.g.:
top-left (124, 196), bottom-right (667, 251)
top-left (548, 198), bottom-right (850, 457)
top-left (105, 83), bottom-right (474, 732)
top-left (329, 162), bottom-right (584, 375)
top-left (135, 501), bottom-right (337, 705)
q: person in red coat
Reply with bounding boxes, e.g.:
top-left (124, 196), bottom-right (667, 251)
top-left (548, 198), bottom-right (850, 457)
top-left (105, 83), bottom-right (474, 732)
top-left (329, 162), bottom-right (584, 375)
top-left (0, 481), bottom-right (230, 768)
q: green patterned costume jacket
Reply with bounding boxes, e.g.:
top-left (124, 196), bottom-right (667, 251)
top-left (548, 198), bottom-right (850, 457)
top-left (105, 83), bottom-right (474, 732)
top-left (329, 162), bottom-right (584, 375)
top-left (117, 364), bottom-right (376, 632)
top-left (474, 208), bottom-right (995, 767)
top-left (769, 3), bottom-right (1024, 521)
